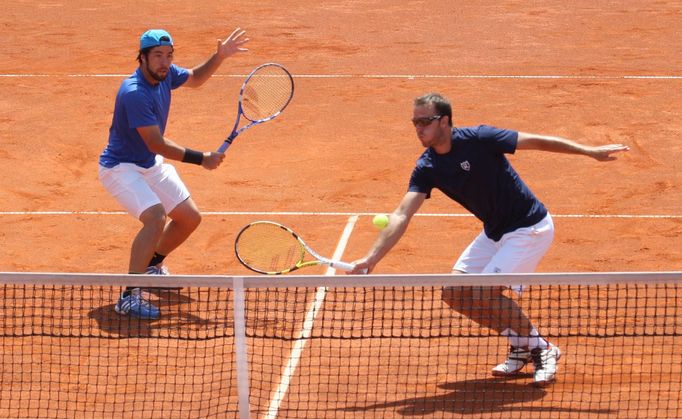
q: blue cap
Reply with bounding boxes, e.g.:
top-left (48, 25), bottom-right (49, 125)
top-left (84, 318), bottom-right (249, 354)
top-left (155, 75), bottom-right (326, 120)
top-left (139, 29), bottom-right (174, 50)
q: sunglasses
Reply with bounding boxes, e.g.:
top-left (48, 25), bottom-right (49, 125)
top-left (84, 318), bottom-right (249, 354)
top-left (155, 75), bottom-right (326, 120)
top-left (411, 115), bottom-right (442, 128)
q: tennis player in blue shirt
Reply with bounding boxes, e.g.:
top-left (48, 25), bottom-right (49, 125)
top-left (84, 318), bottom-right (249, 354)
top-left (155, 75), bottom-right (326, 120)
top-left (351, 92), bottom-right (629, 387)
top-left (99, 28), bottom-right (248, 320)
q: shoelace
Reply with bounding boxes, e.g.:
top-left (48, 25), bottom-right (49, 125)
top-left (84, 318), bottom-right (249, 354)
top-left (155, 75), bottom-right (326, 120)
top-left (508, 346), bottom-right (531, 360)
top-left (146, 266), bottom-right (169, 275)
top-left (531, 348), bottom-right (548, 370)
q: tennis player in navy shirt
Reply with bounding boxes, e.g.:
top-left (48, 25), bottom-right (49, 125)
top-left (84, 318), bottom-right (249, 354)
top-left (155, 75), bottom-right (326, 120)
top-left (99, 28), bottom-right (248, 320)
top-left (351, 92), bottom-right (629, 386)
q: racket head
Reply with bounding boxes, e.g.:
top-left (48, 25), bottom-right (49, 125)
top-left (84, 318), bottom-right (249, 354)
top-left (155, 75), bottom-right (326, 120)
top-left (234, 221), bottom-right (309, 274)
top-left (239, 63), bottom-right (294, 122)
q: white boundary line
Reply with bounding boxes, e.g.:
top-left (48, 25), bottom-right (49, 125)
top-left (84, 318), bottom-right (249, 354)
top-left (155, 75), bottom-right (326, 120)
top-left (0, 210), bottom-right (679, 219)
top-left (2, 73), bottom-right (682, 80)
top-left (264, 215), bottom-right (358, 419)
top-left (232, 276), bottom-right (251, 419)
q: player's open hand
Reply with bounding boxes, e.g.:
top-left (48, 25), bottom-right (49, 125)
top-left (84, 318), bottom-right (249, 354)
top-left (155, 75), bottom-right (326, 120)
top-left (217, 28), bottom-right (249, 59)
top-left (201, 151), bottom-right (225, 170)
top-left (588, 144), bottom-right (630, 161)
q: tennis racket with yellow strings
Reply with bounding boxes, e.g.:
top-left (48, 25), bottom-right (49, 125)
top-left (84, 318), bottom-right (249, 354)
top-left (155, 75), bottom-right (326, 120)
top-left (234, 221), bottom-right (355, 275)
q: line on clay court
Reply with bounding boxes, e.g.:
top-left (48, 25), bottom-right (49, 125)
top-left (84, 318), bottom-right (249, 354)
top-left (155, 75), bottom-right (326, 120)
top-left (264, 215), bottom-right (358, 419)
top-left (0, 211), bottom-right (680, 219)
top-left (2, 73), bottom-right (682, 80)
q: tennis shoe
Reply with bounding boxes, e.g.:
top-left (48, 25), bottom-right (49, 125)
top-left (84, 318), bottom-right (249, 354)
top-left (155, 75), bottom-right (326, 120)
top-left (144, 265), bottom-right (184, 292)
top-left (531, 344), bottom-right (561, 387)
top-left (114, 288), bottom-right (160, 320)
top-left (145, 265), bottom-right (169, 275)
top-left (491, 346), bottom-right (532, 376)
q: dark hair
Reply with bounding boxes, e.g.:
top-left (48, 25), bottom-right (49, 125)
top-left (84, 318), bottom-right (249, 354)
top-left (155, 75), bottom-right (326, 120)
top-left (414, 93), bottom-right (453, 126)
top-left (136, 45), bottom-right (174, 64)
top-left (136, 47), bottom-right (152, 64)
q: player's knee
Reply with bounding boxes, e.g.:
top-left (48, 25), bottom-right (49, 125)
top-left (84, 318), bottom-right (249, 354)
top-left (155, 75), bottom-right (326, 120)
top-left (184, 208), bottom-right (202, 230)
top-left (172, 198), bottom-right (201, 230)
top-left (140, 205), bottom-right (167, 231)
top-left (191, 211), bottom-right (202, 230)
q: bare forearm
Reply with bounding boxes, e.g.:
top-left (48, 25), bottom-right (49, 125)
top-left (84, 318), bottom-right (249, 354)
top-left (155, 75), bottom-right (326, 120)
top-left (138, 125), bottom-right (196, 161)
top-left (188, 54), bottom-right (224, 87)
top-left (365, 216), bottom-right (409, 266)
top-left (518, 134), bottom-right (589, 155)
top-left (517, 132), bottom-right (630, 161)
top-left (146, 137), bottom-right (186, 161)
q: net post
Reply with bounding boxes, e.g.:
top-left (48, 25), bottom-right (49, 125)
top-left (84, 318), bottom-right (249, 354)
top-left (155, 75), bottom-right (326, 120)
top-left (233, 276), bottom-right (251, 419)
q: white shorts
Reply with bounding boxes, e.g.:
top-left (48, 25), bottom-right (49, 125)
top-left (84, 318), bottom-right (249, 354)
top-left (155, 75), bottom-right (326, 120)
top-left (99, 156), bottom-right (190, 219)
top-left (453, 214), bottom-right (554, 292)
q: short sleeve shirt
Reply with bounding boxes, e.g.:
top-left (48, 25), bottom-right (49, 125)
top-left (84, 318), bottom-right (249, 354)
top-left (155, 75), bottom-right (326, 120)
top-left (99, 64), bottom-right (190, 168)
top-left (408, 125), bottom-right (547, 241)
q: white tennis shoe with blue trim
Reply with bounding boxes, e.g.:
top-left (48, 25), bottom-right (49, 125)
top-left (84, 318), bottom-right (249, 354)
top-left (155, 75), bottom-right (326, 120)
top-left (145, 265), bottom-right (169, 275)
top-left (114, 288), bottom-right (160, 320)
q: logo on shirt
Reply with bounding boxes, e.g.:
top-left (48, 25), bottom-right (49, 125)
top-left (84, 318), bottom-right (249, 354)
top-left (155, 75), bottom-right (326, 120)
top-left (460, 160), bottom-right (470, 171)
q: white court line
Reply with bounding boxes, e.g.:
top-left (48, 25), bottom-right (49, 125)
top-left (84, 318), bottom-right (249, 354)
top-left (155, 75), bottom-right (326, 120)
top-left (2, 73), bottom-right (682, 80)
top-left (264, 215), bottom-right (359, 419)
top-left (0, 211), bottom-right (679, 219)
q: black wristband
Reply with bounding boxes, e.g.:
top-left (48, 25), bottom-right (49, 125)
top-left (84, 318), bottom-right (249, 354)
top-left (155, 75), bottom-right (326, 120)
top-left (182, 148), bottom-right (203, 165)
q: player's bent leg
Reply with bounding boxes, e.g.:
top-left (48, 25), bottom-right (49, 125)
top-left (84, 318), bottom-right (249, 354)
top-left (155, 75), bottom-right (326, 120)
top-left (154, 197), bottom-right (202, 257)
top-left (129, 204), bottom-right (167, 274)
top-left (443, 286), bottom-right (533, 376)
top-left (478, 217), bottom-right (555, 380)
top-left (442, 285), bottom-right (532, 333)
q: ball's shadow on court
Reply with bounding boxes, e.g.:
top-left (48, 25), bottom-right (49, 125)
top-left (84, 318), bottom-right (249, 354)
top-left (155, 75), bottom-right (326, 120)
top-left (339, 377), bottom-right (615, 416)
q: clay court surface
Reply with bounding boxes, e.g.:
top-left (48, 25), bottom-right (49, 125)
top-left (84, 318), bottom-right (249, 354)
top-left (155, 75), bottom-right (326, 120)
top-left (1, 1), bottom-right (681, 417)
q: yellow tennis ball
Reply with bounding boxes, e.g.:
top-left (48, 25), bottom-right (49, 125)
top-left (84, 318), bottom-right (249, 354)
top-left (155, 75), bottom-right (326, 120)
top-left (372, 214), bottom-right (390, 229)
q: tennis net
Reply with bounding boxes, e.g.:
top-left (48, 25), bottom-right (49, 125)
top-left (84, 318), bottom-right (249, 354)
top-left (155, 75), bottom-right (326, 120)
top-left (1, 271), bottom-right (681, 418)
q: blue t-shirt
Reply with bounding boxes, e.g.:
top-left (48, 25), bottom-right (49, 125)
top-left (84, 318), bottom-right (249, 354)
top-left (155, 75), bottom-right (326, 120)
top-left (99, 64), bottom-right (190, 168)
top-left (409, 125), bottom-right (547, 241)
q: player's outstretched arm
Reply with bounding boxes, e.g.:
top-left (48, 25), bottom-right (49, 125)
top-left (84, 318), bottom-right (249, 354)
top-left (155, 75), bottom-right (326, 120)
top-left (350, 191), bottom-right (426, 274)
top-left (184, 27), bottom-right (249, 88)
top-left (516, 132), bottom-right (630, 161)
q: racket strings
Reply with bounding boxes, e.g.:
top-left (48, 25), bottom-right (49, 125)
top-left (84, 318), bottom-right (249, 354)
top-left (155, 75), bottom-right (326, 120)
top-left (242, 65), bottom-right (293, 121)
top-left (236, 223), bottom-right (304, 273)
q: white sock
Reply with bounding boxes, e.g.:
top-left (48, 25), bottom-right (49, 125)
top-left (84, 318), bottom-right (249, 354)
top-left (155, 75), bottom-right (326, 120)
top-left (528, 328), bottom-right (548, 349)
top-left (502, 327), bottom-right (548, 349)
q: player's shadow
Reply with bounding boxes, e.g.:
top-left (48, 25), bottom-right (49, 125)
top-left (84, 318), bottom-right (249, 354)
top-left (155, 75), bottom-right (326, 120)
top-left (88, 290), bottom-right (231, 338)
top-left (340, 377), bottom-right (616, 416)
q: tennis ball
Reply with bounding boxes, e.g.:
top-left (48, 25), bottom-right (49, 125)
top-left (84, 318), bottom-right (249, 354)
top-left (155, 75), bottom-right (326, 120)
top-left (372, 214), bottom-right (390, 229)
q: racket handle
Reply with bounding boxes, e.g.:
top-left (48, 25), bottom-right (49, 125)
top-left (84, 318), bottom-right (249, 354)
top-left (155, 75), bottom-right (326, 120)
top-left (218, 131), bottom-right (239, 153)
top-left (217, 140), bottom-right (232, 153)
top-left (329, 260), bottom-right (356, 272)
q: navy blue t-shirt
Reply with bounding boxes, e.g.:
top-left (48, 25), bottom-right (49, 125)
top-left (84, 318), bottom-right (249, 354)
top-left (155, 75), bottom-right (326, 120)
top-left (99, 64), bottom-right (189, 168)
top-left (409, 125), bottom-right (547, 241)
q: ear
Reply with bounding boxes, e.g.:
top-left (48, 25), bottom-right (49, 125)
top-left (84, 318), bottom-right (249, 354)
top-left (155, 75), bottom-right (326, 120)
top-left (442, 115), bottom-right (454, 127)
